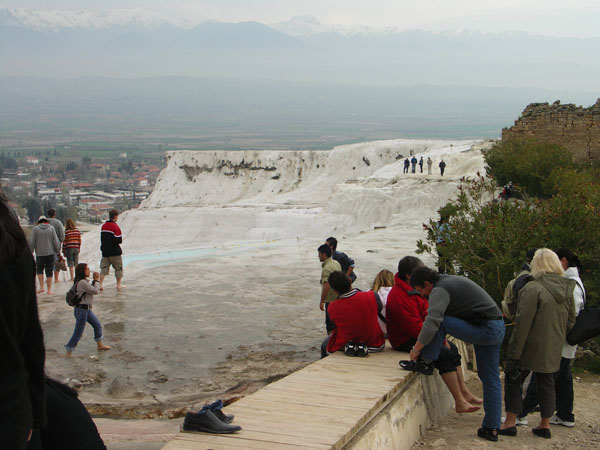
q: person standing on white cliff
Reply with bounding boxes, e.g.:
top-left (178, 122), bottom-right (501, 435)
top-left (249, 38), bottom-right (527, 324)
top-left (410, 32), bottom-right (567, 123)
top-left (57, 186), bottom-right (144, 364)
top-left (427, 157), bottom-right (433, 175)
top-left (439, 159), bottom-right (446, 176)
top-left (99, 209), bottom-right (125, 290)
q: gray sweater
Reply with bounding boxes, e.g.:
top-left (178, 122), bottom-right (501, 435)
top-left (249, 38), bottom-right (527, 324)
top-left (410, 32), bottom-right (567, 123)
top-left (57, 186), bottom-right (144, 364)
top-left (47, 217), bottom-right (65, 242)
top-left (29, 223), bottom-right (60, 257)
top-left (418, 275), bottom-right (502, 345)
top-left (75, 279), bottom-right (101, 306)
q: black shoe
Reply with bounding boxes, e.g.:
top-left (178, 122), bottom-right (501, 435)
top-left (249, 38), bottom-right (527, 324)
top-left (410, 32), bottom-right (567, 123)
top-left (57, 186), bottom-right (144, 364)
top-left (344, 341), bottom-right (357, 356)
top-left (399, 359), bottom-right (434, 375)
top-left (532, 427), bottom-right (551, 439)
top-left (499, 426), bottom-right (517, 436)
top-left (355, 342), bottom-right (368, 357)
top-left (183, 410), bottom-right (241, 434)
top-left (477, 427), bottom-right (499, 442)
top-left (202, 399), bottom-right (234, 424)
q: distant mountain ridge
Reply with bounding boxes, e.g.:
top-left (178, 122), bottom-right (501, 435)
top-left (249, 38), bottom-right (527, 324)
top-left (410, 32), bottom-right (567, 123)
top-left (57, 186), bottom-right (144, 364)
top-left (1, 8), bottom-right (598, 92)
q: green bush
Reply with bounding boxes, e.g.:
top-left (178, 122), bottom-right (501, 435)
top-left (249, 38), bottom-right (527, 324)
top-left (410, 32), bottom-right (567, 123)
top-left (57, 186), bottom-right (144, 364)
top-left (484, 138), bottom-right (574, 198)
top-left (416, 170), bottom-right (600, 308)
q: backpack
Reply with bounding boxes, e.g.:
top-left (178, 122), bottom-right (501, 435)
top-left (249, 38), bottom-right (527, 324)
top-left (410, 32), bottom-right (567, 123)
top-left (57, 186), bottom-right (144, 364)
top-left (66, 281), bottom-right (84, 307)
top-left (502, 271), bottom-right (532, 321)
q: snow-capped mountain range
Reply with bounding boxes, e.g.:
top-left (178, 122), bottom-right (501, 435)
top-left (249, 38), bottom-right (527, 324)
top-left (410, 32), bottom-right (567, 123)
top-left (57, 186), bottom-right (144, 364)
top-left (1, 7), bottom-right (598, 92)
top-left (0, 7), bottom-right (514, 38)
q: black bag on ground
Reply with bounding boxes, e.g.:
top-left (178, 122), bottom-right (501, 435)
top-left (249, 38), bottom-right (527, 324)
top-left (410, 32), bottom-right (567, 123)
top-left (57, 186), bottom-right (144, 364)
top-left (65, 280), bottom-right (84, 307)
top-left (566, 307), bottom-right (600, 345)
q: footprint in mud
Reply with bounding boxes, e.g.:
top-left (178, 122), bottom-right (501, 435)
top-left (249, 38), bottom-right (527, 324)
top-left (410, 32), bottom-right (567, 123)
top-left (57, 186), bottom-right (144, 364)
top-left (147, 370), bottom-right (169, 383)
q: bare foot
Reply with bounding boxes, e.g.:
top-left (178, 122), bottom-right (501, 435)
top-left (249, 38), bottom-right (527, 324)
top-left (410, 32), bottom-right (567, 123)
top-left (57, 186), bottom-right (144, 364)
top-left (99, 286), bottom-right (104, 291)
top-left (455, 402), bottom-right (480, 413)
top-left (463, 393), bottom-right (483, 404)
top-left (66, 351), bottom-right (73, 358)
top-left (37, 288), bottom-right (44, 293)
top-left (47, 291), bottom-right (54, 295)
top-left (116, 284), bottom-right (126, 289)
top-left (97, 344), bottom-right (111, 351)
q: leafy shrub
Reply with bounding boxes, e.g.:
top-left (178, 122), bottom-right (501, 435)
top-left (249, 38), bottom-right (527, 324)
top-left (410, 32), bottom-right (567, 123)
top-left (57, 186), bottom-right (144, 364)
top-left (416, 170), bottom-right (600, 308)
top-left (484, 138), bottom-right (574, 198)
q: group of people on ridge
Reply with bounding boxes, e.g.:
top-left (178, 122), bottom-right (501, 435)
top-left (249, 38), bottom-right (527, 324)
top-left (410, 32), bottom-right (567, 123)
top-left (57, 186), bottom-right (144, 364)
top-left (317, 240), bottom-right (584, 442)
top-left (403, 155), bottom-right (446, 176)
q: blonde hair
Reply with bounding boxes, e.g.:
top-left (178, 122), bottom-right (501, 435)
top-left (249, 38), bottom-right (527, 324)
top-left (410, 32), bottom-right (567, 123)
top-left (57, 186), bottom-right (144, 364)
top-left (531, 248), bottom-right (564, 278)
top-left (372, 270), bottom-right (395, 292)
top-left (65, 218), bottom-right (77, 230)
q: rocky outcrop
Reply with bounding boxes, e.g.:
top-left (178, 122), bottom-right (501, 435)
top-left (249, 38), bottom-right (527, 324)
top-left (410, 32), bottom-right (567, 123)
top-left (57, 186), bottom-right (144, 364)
top-left (501, 99), bottom-right (600, 162)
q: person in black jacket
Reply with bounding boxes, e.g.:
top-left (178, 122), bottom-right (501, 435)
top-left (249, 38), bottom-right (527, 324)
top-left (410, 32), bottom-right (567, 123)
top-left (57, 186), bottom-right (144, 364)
top-left (326, 237), bottom-right (357, 283)
top-left (0, 190), bottom-right (46, 450)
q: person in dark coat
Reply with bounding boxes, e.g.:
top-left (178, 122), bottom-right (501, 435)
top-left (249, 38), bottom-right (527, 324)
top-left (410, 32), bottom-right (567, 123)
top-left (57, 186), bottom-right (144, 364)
top-left (0, 191), bottom-right (46, 450)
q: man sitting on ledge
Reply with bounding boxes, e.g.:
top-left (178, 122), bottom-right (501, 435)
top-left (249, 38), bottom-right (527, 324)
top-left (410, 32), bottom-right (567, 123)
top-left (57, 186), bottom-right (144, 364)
top-left (321, 271), bottom-right (385, 358)
top-left (389, 256), bottom-right (482, 413)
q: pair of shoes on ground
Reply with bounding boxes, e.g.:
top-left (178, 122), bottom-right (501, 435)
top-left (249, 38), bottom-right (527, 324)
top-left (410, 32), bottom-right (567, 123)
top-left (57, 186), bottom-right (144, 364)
top-left (344, 341), bottom-right (368, 357)
top-left (477, 427), bottom-right (499, 442)
top-left (182, 399), bottom-right (241, 434)
top-left (550, 414), bottom-right (575, 427)
top-left (399, 359), bottom-right (433, 376)
top-left (499, 426), bottom-right (552, 439)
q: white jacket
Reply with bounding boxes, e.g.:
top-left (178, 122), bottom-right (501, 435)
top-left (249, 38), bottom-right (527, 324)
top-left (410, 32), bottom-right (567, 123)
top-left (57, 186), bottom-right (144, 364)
top-left (562, 266), bottom-right (585, 359)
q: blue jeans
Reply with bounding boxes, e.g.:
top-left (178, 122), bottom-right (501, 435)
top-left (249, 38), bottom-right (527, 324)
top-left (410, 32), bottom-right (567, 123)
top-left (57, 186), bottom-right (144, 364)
top-left (421, 316), bottom-right (505, 429)
top-left (65, 307), bottom-right (103, 351)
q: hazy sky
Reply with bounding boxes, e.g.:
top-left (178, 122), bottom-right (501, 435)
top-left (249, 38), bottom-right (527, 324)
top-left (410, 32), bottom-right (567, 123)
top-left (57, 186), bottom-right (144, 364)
top-left (2, 0), bottom-right (600, 38)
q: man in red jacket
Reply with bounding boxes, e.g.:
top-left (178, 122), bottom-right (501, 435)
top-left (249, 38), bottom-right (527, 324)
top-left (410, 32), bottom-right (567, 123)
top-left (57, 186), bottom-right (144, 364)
top-left (321, 271), bottom-right (385, 358)
top-left (388, 256), bottom-right (482, 413)
top-left (99, 209), bottom-right (124, 290)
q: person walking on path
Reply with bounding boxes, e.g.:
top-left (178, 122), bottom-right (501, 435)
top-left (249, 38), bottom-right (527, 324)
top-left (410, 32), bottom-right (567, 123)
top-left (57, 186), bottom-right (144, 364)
top-left (439, 159), bottom-right (446, 176)
top-left (419, 157), bottom-right (424, 173)
top-left (99, 209), bottom-right (124, 290)
top-left (411, 156), bottom-right (418, 173)
top-left (29, 215), bottom-right (61, 294)
top-left (500, 249), bottom-right (576, 440)
top-left (403, 158), bottom-right (410, 174)
top-left (427, 157), bottom-right (433, 175)
top-left (65, 263), bottom-right (111, 356)
top-left (63, 218), bottom-right (81, 281)
top-left (46, 208), bottom-right (65, 284)
top-left (406, 267), bottom-right (505, 442)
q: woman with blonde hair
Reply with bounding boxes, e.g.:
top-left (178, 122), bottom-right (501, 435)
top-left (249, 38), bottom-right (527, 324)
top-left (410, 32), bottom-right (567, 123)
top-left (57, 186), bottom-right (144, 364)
top-left (63, 218), bottom-right (81, 281)
top-left (501, 248), bottom-right (576, 439)
top-left (372, 269), bottom-right (394, 336)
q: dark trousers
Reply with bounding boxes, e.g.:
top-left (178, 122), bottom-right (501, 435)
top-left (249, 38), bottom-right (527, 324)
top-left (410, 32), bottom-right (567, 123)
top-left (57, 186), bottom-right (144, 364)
top-left (505, 368), bottom-right (555, 419)
top-left (521, 357), bottom-right (574, 422)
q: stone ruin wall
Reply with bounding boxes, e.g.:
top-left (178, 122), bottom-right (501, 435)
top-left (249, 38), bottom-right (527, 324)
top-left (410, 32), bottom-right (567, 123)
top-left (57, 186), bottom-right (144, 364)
top-left (502, 98), bottom-right (600, 162)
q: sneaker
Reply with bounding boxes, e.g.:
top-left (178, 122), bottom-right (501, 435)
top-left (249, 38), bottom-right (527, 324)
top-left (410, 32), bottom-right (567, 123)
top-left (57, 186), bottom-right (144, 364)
top-left (550, 414), bottom-right (575, 427)
top-left (502, 415), bottom-right (528, 426)
top-left (399, 359), bottom-right (434, 376)
top-left (344, 341), bottom-right (357, 356)
top-left (355, 343), bottom-right (368, 357)
top-left (516, 416), bottom-right (528, 426)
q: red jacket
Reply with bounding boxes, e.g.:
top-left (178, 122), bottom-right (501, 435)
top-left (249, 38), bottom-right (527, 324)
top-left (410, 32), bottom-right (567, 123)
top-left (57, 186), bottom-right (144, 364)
top-left (386, 274), bottom-right (429, 349)
top-left (327, 289), bottom-right (385, 353)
